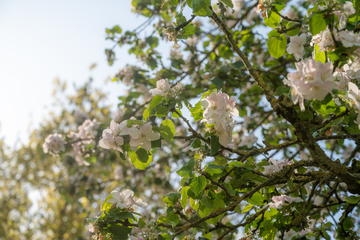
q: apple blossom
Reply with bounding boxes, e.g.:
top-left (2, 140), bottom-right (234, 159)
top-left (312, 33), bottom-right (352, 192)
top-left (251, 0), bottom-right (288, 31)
top-left (343, 57), bottom-right (360, 80)
top-left (170, 49), bottom-right (183, 60)
top-left (284, 58), bottom-right (337, 110)
top-left (43, 133), bottom-right (66, 156)
top-left (286, 33), bottom-right (307, 60)
top-left (263, 158), bottom-right (294, 175)
top-left (99, 120), bottom-right (129, 152)
top-left (149, 78), bottom-right (170, 97)
top-left (238, 133), bottom-right (258, 148)
top-left (114, 166), bottom-right (123, 180)
top-left (310, 28), bottom-right (337, 52)
top-left (337, 30), bottom-right (360, 47)
top-left (346, 82), bottom-right (360, 110)
top-left (107, 189), bottom-right (136, 208)
top-left (269, 195), bottom-right (293, 209)
top-left (343, 2), bottom-right (356, 15)
top-left (128, 122), bottom-right (160, 151)
top-left (201, 90), bottom-right (239, 146)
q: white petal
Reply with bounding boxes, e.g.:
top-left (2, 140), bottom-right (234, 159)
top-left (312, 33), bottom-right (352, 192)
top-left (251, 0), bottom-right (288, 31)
top-left (99, 139), bottom-right (110, 149)
top-left (129, 128), bottom-right (141, 139)
top-left (146, 132), bottom-right (160, 141)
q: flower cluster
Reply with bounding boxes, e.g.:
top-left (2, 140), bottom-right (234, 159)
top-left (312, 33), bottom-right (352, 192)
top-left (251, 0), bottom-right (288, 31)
top-left (149, 78), bottom-right (184, 98)
top-left (262, 158), bottom-right (294, 175)
top-left (107, 189), bottom-right (148, 208)
top-left (68, 119), bottom-right (100, 166)
top-left (201, 90), bottom-right (239, 146)
top-left (99, 120), bottom-right (128, 152)
top-left (286, 33), bottom-right (307, 60)
top-left (99, 119), bottom-right (160, 152)
top-left (42, 133), bottom-right (66, 156)
top-left (284, 58), bottom-right (336, 111)
top-left (116, 65), bottom-right (139, 87)
top-left (269, 195), bottom-right (302, 209)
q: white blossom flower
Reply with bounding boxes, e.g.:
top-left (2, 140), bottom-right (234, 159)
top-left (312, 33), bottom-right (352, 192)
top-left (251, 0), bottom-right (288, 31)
top-left (269, 195), bottom-right (293, 209)
top-left (107, 189), bottom-right (136, 208)
top-left (286, 33), bottom-right (307, 60)
top-left (263, 158), bottom-right (294, 175)
top-left (186, 36), bottom-right (198, 46)
top-left (114, 166), bottom-right (123, 180)
top-left (343, 2), bottom-right (356, 15)
top-left (149, 79), bottom-right (170, 97)
top-left (170, 49), bottom-right (183, 59)
top-left (284, 58), bottom-right (337, 111)
top-left (129, 123), bottom-right (160, 151)
top-left (99, 120), bottom-right (128, 152)
top-left (346, 82), bottom-right (360, 110)
top-left (337, 30), bottom-right (360, 47)
top-left (343, 57), bottom-right (360, 79)
top-left (134, 197), bottom-right (148, 207)
top-left (201, 90), bottom-right (239, 146)
top-left (43, 134), bottom-right (66, 156)
top-left (238, 133), bottom-right (258, 148)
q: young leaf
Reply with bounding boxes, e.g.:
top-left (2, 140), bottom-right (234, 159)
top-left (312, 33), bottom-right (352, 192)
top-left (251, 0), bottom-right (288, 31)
top-left (190, 175), bottom-right (207, 195)
top-left (160, 119), bottom-right (175, 142)
top-left (267, 32), bottom-right (287, 59)
top-left (309, 13), bottom-right (327, 35)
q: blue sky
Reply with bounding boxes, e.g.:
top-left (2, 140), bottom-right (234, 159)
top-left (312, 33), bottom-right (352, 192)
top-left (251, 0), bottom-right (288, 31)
top-left (0, 0), bottom-right (150, 146)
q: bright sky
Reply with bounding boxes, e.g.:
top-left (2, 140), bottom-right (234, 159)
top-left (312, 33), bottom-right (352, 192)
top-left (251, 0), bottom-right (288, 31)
top-left (0, 0), bottom-right (151, 146)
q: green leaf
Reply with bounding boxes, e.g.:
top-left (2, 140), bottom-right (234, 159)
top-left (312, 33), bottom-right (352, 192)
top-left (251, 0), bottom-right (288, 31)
top-left (107, 225), bottom-right (132, 240)
top-left (242, 204), bottom-right (253, 213)
top-left (176, 158), bottom-right (195, 178)
top-left (101, 194), bottom-right (114, 211)
top-left (192, 0), bottom-right (212, 16)
top-left (210, 136), bottom-right (222, 156)
top-left (85, 156), bottom-right (97, 164)
top-left (106, 209), bottom-right (135, 221)
top-left (229, 161), bottom-right (245, 168)
top-left (143, 108), bottom-right (150, 121)
top-left (286, 22), bottom-right (300, 36)
top-left (190, 101), bottom-right (203, 121)
top-left (205, 164), bottom-right (226, 175)
top-left (181, 186), bottom-right (190, 209)
top-left (345, 195), bottom-right (360, 204)
top-left (156, 106), bottom-right (169, 118)
top-left (343, 217), bottom-right (355, 231)
top-left (160, 119), bottom-right (175, 142)
top-left (247, 192), bottom-right (263, 205)
top-left (189, 139), bottom-right (202, 149)
top-left (190, 197), bottom-right (199, 210)
top-left (298, 109), bottom-right (314, 120)
top-left (309, 13), bottom-right (327, 35)
top-left (272, 2), bottom-right (285, 11)
top-left (183, 24), bottom-right (196, 35)
top-left (211, 77), bottom-right (223, 87)
top-left (206, 198), bottom-right (225, 224)
top-left (136, 148), bottom-right (149, 163)
top-left (146, 36), bottom-right (159, 48)
top-left (267, 31), bottom-right (287, 59)
top-left (166, 211), bottom-right (180, 225)
top-left (314, 45), bottom-right (326, 63)
top-left (149, 95), bottom-right (163, 114)
top-left (219, 0), bottom-right (234, 8)
top-left (151, 139), bottom-right (162, 148)
top-left (190, 176), bottom-right (207, 195)
top-left (264, 11), bottom-right (281, 28)
top-left (130, 150), bottom-right (152, 170)
top-left (163, 193), bottom-right (181, 207)
top-left (138, 218), bottom-right (146, 229)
